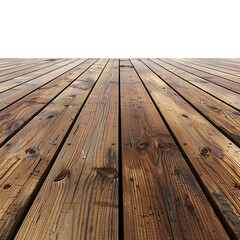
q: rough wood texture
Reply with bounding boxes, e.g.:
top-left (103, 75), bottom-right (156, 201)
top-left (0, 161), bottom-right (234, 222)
top-left (0, 58), bottom-right (68, 93)
top-left (150, 59), bottom-right (240, 110)
top-left (180, 59), bottom-right (240, 77)
top-left (15, 59), bottom-right (119, 240)
top-left (131, 59), bottom-right (240, 239)
top-left (163, 58), bottom-right (240, 93)
top-left (141, 59), bottom-right (240, 146)
top-left (121, 60), bottom-right (228, 239)
top-left (0, 59), bottom-right (53, 82)
top-left (0, 59), bottom-right (97, 146)
top-left (0, 58), bottom-right (239, 239)
top-left (0, 59), bottom-right (107, 239)
top-left (175, 58), bottom-right (240, 83)
top-left (0, 59), bottom-right (84, 110)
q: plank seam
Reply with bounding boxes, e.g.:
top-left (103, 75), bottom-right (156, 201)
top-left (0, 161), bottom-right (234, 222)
top-left (119, 59), bottom-right (124, 240)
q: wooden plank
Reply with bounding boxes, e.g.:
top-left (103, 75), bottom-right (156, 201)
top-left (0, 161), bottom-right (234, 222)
top-left (0, 59), bottom-right (98, 147)
top-left (0, 59), bottom-right (43, 70)
top-left (0, 58), bottom-right (68, 93)
top-left (0, 59), bottom-right (108, 240)
top-left (150, 59), bottom-right (240, 110)
top-left (196, 59), bottom-right (240, 70)
top-left (120, 60), bottom-right (228, 239)
top-left (15, 59), bottom-right (119, 240)
top-left (0, 59), bottom-right (85, 111)
top-left (0, 59), bottom-right (40, 70)
top-left (0, 59), bottom-right (50, 81)
top-left (171, 59), bottom-right (240, 84)
top-left (183, 59), bottom-right (240, 76)
top-left (131, 59), bottom-right (240, 239)
top-left (211, 58), bottom-right (240, 65)
top-left (162, 59), bottom-right (240, 93)
top-left (141, 59), bottom-right (240, 147)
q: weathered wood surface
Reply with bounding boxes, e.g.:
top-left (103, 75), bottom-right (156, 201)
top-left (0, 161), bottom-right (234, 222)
top-left (162, 58), bottom-right (240, 93)
top-left (120, 60), bottom-right (228, 239)
top-left (150, 59), bottom-right (240, 110)
top-left (0, 59), bottom-right (97, 146)
top-left (0, 58), bottom-right (68, 93)
top-left (132, 59), bottom-right (240, 239)
top-left (0, 59), bottom-right (55, 82)
top-left (15, 59), bottom-right (119, 239)
top-left (0, 59), bottom-right (107, 239)
top-left (0, 58), bottom-right (239, 239)
top-left (141, 59), bottom-right (240, 146)
top-left (0, 59), bottom-right (85, 111)
top-left (0, 59), bottom-right (45, 72)
top-left (175, 58), bottom-right (240, 82)
top-left (180, 59), bottom-right (240, 76)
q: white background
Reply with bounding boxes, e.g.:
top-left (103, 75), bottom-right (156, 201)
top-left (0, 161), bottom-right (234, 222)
top-left (0, 0), bottom-right (240, 57)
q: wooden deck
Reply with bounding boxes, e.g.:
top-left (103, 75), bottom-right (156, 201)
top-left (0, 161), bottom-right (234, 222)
top-left (0, 58), bottom-right (239, 240)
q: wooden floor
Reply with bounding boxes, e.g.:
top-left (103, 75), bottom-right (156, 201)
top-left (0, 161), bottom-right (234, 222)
top-left (0, 58), bottom-right (239, 240)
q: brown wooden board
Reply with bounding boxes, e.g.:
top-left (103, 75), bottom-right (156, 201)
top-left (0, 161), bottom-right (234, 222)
top-left (0, 59), bottom-right (108, 239)
top-left (150, 59), bottom-right (240, 110)
top-left (120, 60), bottom-right (228, 239)
top-left (141, 59), bottom-right (240, 147)
top-left (15, 59), bottom-right (119, 240)
top-left (0, 59), bottom-right (98, 147)
top-left (0, 59), bottom-right (85, 111)
top-left (162, 59), bottom-right (240, 93)
top-left (0, 59), bottom-right (53, 82)
top-left (182, 59), bottom-right (240, 76)
top-left (0, 59), bottom-right (44, 71)
top-left (0, 58), bottom-right (68, 93)
top-left (131, 59), bottom-right (240, 239)
top-left (170, 58), bottom-right (240, 84)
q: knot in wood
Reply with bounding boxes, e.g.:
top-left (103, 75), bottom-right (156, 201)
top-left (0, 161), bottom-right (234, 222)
top-left (201, 148), bottom-right (208, 154)
top-left (29, 149), bottom-right (36, 154)
top-left (137, 141), bottom-right (149, 150)
top-left (54, 170), bottom-right (70, 182)
top-left (97, 167), bottom-right (118, 179)
top-left (3, 184), bottom-right (11, 189)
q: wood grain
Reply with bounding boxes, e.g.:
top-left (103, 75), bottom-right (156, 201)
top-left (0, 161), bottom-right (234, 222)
top-left (121, 60), bottom-right (228, 239)
top-left (141, 59), bottom-right (240, 147)
top-left (0, 59), bottom-right (52, 82)
top-left (177, 58), bottom-right (240, 81)
top-left (0, 59), bottom-right (44, 72)
top-left (182, 59), bottom-right (240, 76)
top-left (0, 59), bottom-right (85, 111)
top-left (0, 58), bottom-right (68, 93)
top-left (0, 59), bottom-right (98, 146)
top-left (131, 59), bottom-right (240, 239)
top-left (163, 59), bottom-right (240, 93)
top-left (0, 58), bottom-right (239, 239)
top-left (0, 59), bottom-right (107, 240)
top-left (15, 59), bottom-right (119, 240)
top-left (150, 59), bottom-right (240, 110)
